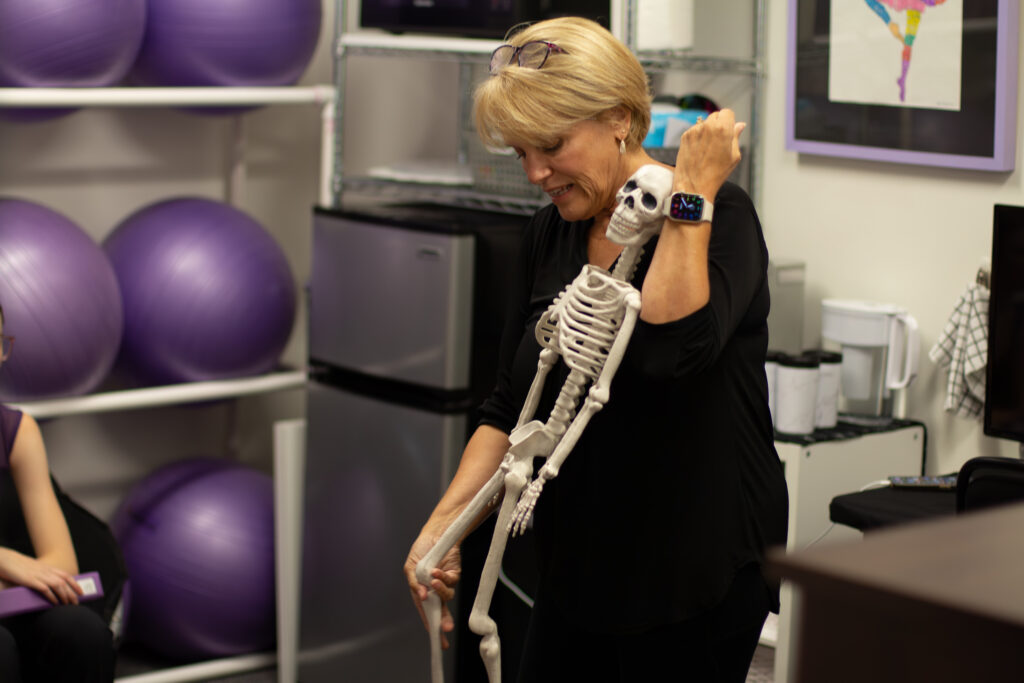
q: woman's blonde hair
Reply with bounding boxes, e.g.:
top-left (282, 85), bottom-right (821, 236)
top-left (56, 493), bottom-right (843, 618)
top-left (474, 16), bottom-right (652, 151)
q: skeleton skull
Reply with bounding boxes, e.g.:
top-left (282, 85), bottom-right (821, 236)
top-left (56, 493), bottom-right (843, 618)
top-left (607, 164), bottom-right (674, 247)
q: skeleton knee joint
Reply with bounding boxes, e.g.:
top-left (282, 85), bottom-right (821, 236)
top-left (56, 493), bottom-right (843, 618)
top-left (469, 613), bottom-right (497, 637)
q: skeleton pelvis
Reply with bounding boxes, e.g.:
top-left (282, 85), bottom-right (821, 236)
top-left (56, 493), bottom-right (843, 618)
top-left (508, 420), bottom-right (558, 460)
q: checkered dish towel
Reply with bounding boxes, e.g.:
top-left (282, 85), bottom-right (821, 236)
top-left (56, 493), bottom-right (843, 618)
top-left (928, 282), bottom-right (989, 419)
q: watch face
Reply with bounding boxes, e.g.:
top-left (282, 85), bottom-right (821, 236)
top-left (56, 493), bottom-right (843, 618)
top-left (669, 193), bottom-right (705, 222)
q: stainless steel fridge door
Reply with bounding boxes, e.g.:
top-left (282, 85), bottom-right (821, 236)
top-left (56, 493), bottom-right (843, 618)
top-left (310, 212), bottom-right (475, 390)
top-left (299, 382), bottom-right (464, 683)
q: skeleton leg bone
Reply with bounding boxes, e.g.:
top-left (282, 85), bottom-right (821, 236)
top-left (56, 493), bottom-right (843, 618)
top-left (423, 592), bottom-right (444, 683)
top-left (457, 424), bottom-right (557, 682)
top-left (416, 467), bottom-right (506, 683)
top-left (516, 348), bottom-right (559, 428)
top-left (416, 418), bottom-right (561, 683)
top-left (467, 453), bottom-right (536, 683)
top-left (415, 339), bottom-right (560, 683)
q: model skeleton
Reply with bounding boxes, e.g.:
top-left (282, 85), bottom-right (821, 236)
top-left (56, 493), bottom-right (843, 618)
top-left (416, 165), bottom-right (675, 683)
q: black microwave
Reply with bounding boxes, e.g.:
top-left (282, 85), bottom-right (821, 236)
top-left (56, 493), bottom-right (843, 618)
top-left (360, 0), bottom-right (610, 39)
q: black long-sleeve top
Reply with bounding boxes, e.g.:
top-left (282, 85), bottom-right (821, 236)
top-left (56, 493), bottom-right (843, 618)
top-left (477, 181), bottom-right (789, 634)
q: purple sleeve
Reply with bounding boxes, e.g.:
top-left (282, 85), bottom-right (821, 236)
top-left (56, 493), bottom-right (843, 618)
top-left (0, 404), bottom-right (23, 470)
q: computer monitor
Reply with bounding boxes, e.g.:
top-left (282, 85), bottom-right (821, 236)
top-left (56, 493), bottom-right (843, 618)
top-left (984, 204), bottom-right (1024, 456)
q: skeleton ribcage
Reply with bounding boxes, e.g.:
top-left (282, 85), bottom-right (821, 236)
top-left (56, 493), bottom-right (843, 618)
top-left (535, 266), bottom-right (637, 381)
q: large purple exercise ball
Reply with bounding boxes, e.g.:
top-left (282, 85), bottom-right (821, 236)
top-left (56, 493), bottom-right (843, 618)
top-left (0, 199), bottom-right (123, 401)
top-left (130, 0), bottom-right (321, 115)
top-left (0, 0), bottom-right (146, 122)
top-left (111, 458), bottom-right (276, 660)
top-left (103, 197), bottom-right (296, 386)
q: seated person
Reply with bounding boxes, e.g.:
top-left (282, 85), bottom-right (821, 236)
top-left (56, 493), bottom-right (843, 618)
top-left (0, 303), bottom-right (114, 683)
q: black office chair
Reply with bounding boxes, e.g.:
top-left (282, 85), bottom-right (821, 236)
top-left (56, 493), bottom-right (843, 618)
top-left (955, 456), bottom-right (1024, 513)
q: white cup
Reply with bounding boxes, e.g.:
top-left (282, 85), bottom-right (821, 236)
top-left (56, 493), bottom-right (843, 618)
top-left (775, 353), bottom-right (819, 435)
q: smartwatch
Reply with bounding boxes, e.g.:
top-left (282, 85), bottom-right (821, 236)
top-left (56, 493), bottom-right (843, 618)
top-left (664, 191), bottom-right (714, 224)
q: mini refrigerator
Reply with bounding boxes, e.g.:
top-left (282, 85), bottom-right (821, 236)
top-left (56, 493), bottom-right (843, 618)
top-left (299, 203), bottom-right (531, 682)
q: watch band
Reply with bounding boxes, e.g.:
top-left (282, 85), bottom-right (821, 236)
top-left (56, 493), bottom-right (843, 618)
top-left (664, 191), bottom-right (714, 224)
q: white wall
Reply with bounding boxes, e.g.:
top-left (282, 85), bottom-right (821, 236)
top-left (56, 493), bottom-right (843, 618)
top-left (760, 1), bottom-right (1024, 475)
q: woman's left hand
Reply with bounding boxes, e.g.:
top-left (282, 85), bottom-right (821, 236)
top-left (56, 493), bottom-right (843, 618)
top-left (672, 108), bottom-right (746, 199)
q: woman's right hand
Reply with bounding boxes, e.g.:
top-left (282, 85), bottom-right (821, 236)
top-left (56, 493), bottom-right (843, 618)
top-left (672, 107), bottom-right (745, 201)
top-left (404, 532), bottom-right (462, 650)
top-left (0, 547), bottom-right (83, 605)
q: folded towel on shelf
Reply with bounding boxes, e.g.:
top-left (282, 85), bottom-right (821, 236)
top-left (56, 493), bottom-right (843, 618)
top-left (929, 282), bottom-right (989, 419)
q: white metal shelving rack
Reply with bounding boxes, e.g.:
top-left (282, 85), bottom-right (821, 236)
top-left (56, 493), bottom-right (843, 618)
top-left (0, 84), bottom-right (336, 683)
top-left (0, 85), bottom-right (338, 214)
top-left (8, 370), bottom-right (308, 420)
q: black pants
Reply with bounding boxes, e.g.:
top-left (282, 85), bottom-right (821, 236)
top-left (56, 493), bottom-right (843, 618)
top-left (0, 604), bottom-right (114, 683)
top-left (517, 564), bottom-right (770, 683)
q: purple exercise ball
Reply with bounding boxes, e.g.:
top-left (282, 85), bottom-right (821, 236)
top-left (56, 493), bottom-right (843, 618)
top-left (111, 457), bottom-right (276, 660)
top-left (0, 198), bottom-right (123, 401)
top-left (130, 0), bottom-right (321, 115)
top-left (0, 0), bottom-right (146, 122)
top-left (103, 197), bottom-right (296, 386)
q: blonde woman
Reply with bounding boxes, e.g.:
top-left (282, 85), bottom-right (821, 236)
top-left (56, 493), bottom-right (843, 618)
top-left (405, 17), bottom-right (787, 682)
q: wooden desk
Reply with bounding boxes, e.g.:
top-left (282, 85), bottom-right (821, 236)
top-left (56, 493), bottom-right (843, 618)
top-left (768, 502), bottom-right (1024, 683)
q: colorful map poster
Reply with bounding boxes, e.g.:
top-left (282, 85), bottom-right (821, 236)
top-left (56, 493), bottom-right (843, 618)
top-left (828, 0), bottom-right (963, 110)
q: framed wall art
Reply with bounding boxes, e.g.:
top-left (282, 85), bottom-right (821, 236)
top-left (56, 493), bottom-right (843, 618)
top-left (786, 0), bottom-right (1019, 171)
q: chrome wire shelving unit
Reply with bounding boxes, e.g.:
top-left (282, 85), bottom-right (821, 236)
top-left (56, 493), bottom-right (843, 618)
top-left (330, 0), bottom-right (766, 210)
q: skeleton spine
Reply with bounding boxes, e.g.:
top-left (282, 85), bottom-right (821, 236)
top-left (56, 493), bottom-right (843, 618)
top-left (546, 369), bottom-right (587, 436)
